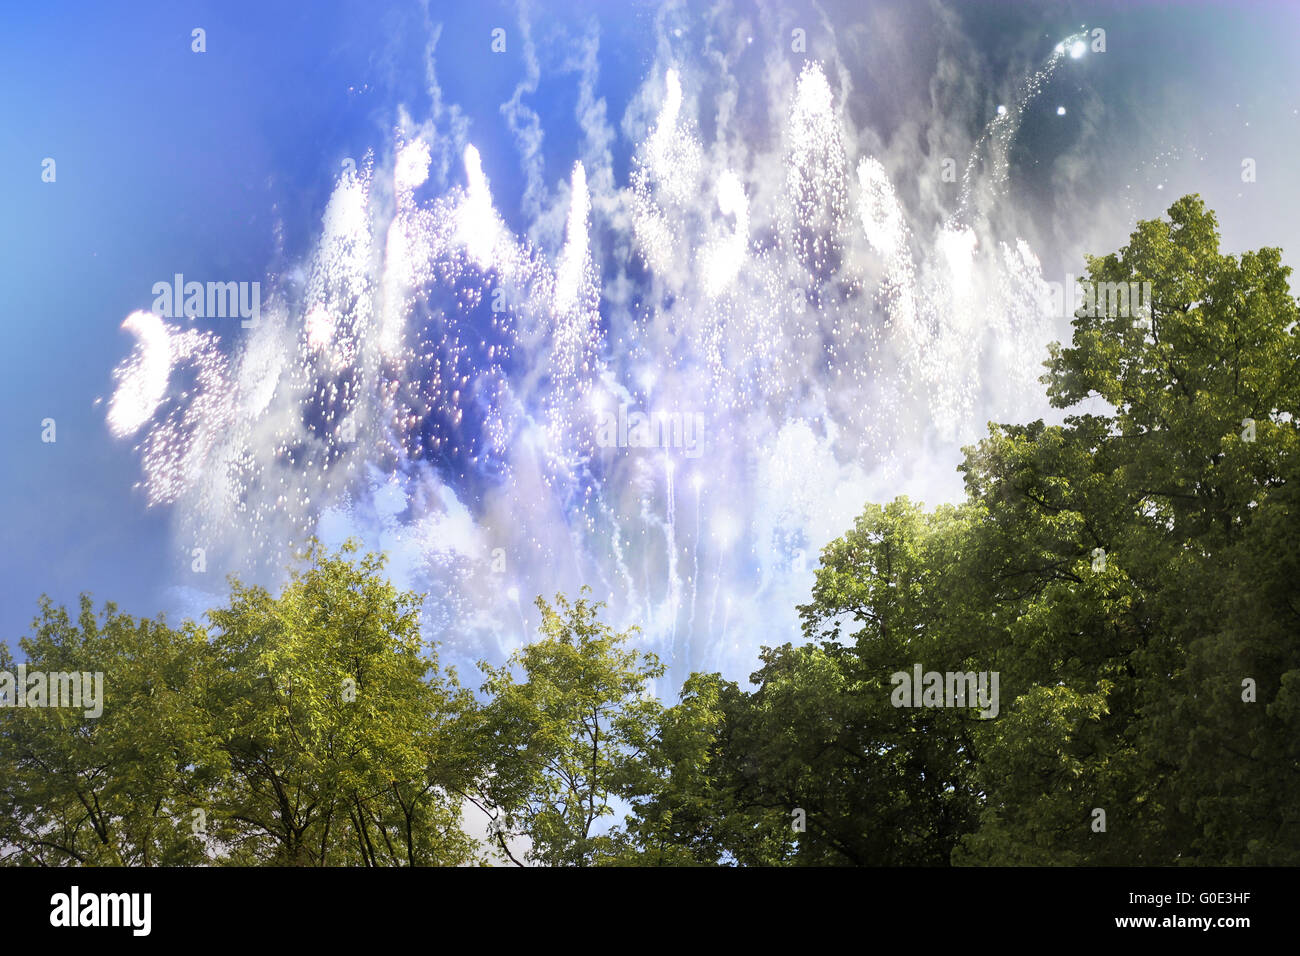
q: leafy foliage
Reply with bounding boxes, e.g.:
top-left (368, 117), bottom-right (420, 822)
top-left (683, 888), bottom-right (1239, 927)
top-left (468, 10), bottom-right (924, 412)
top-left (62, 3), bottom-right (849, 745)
top-left (473, 589), bottom-right (666, 866)
top-left (0, 598), bottom-right (210, 865)
top-left (4, 196), bottom-right (1295, 866)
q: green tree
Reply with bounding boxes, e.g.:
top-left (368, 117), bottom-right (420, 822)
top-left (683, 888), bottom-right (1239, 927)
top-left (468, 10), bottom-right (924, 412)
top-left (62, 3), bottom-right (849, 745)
top-left (641, 195), bottom-right (1300, 867)
top-left (602, 670), bottom-right (796, 866)
top-left (954, 194), bottom-right (1300, 863)
top-left (199, 539), bottom-right (481, 865)
top-left (725, 500), bottom-right (983, 865)
top-left (472, 588), bottom-right (665, 866)
top-left (0, 598), bottom-right (211, 866)
top-left (617, 500), bottom-right (985, 865)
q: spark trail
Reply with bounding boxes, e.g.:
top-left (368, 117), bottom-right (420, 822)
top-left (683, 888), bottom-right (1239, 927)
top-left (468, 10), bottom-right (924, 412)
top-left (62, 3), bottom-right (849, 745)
top-left (107, 38), bottom-right (1084, 682)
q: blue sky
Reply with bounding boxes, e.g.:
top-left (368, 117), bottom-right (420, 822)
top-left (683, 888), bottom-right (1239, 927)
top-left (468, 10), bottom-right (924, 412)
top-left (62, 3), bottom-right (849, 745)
top-left (3, 0), bottom-right (1299, 687)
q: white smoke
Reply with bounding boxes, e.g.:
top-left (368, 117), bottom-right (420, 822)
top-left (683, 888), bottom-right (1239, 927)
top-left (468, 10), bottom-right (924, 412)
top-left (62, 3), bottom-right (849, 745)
top-left (107, 17), bottom-right (1091, 682)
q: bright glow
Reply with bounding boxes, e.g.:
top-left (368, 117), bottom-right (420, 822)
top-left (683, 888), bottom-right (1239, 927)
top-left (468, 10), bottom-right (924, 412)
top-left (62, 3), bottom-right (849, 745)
top-left (305, 305), bottom-right (335, 352)
top-left (394, 139), bottom-right (430, 195)
top-left (554, 162), bottom-right (591, 313)
top-left (104, 53), bottom-right (1066, 681)
top-left (457, 144), bottom-right (498, 268)
top-left (108, 311), bottom-right (171, 437)
top-left (702, 170), bottom-right (749, 295)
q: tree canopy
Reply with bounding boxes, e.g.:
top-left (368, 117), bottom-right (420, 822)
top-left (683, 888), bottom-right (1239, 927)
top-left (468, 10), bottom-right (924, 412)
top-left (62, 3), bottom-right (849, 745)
top-left (3, 196), bottom-right (1296, 865)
